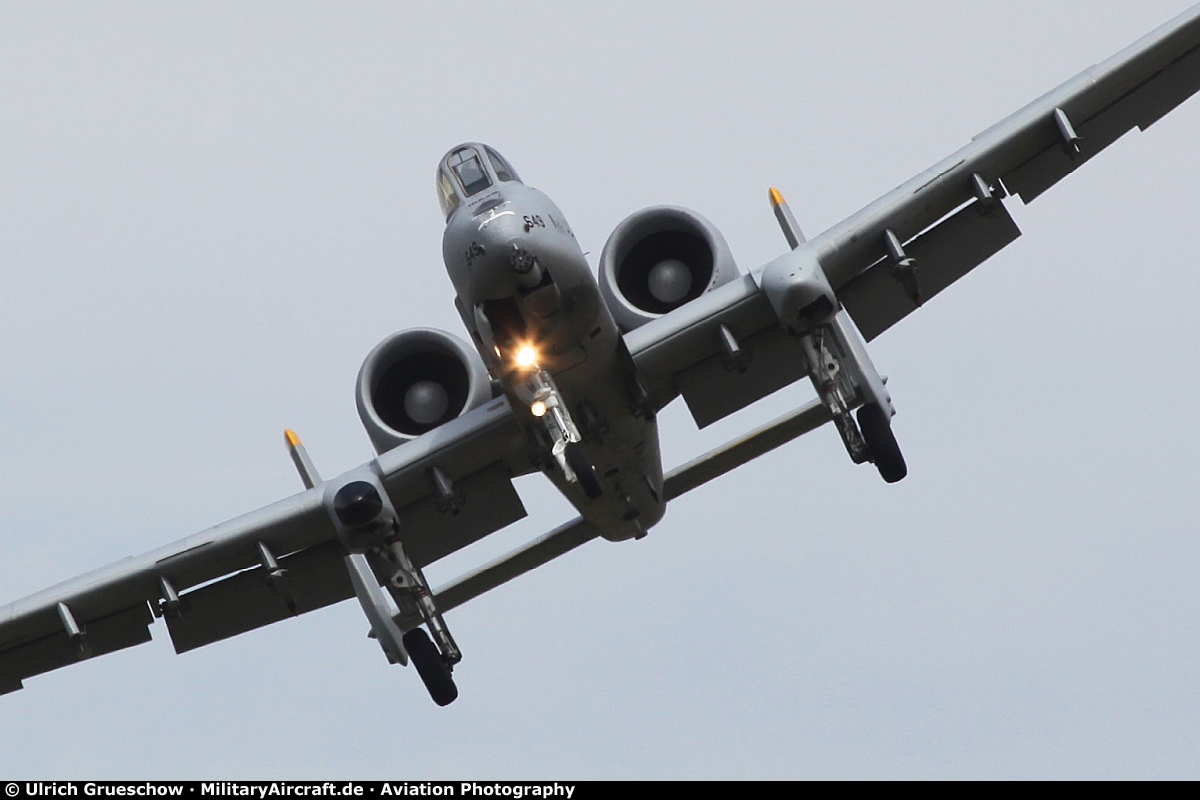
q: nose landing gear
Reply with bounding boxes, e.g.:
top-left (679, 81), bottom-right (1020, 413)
top-left (564, 441), bottom-right (604, 500)
top-left (520, 364), bottom-right (604, 499)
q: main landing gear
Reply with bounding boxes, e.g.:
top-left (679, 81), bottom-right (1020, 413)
top-left (762, 188), bottom-right (907, 484)
top-left (287, 431), bottom-right (465, 706)
top-left (799, 312), bottom-right (907, 484)
top-left (377, 535), bottom-right (461, 706)
top-left (857, 402), bottom-right (906, 484)
top-left (402, 627), bottom-right (457, 707)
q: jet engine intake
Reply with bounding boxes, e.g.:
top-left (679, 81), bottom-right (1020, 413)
top-left (598, 206), bottom-right (739, 332)
top-left (356, 328), bottom-right (492, 454)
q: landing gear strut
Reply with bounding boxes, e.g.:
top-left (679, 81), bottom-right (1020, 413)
top-left (520, 363), bottom-right (603, 499)
top-left (800, 311), bottom-right (907, 483)
top-left (760, 192), bottom-right (908, 484)
top-left (377, 533), bottom-right (462, 705)
top-left (564, 441), bottom-right (603, 499)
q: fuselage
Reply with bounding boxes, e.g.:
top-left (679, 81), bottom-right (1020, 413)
top-left (438, 143), bottom-right (664, 540)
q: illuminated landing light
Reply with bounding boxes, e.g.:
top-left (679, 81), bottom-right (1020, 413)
top-left (515, 346), bottom-right (538, 369)
top-left (530, 400), bottom-right (547, 417)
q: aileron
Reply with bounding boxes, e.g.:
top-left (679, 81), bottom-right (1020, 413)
top-left (0, 602), bottom-right (153, 696)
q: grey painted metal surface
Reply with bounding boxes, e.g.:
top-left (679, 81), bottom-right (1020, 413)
top-left (1, 5), bottom-right (1199, 704)
top-left (406, 397), bottom-right (833, 627)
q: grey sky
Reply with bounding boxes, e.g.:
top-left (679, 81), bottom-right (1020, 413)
top-left (1, 1), bottom-right (1199, 779)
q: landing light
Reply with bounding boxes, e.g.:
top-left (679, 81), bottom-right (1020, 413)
top-left (530, 400), bottom-right (547, 417)
top-left (515, 345), bottom-right (538, 369)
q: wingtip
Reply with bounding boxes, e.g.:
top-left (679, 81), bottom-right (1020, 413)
top-left (284, 429), bottom-right (302, 448)
top-left (769, 187), bottom-right (785, 207)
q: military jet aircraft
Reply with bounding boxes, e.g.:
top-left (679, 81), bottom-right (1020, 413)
top-left (2, 6), bottom-right (1199, 707)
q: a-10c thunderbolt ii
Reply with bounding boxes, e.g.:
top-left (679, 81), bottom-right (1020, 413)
top-left (1, 4), bottom-right (1199, 706)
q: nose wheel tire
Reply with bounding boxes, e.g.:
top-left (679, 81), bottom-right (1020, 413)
top-left (564, 441), bottom-right (604, 499)
top-left (402, 627), bottom-right (458, 706)
top-left (857, 402), bottom-right (907, 484)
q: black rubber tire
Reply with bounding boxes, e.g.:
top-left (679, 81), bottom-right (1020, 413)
top-left (402, 628), bottom-right (458, 707)
top-left (857, 403), bottom-right (907, 484)
top-left (565, 441), bottom-right (604, 499)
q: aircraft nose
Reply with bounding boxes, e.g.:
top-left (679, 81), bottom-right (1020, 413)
top-left (473, 206), bottom-right (523, 251)
top-left (469, 213), bottom-right (542, 298)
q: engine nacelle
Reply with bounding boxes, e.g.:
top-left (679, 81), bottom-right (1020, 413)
top-left (355, 328), bottom-right (492, 454)
top-left (598, 206), bottom-right (739, 332)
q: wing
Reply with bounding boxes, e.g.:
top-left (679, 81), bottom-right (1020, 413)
top-left (0, 394), bottom-right (532, 694)
top-left (396, 397), bottom-right (833, 629)
top-left (6, 7), bottom-right (1199, 698)
top-left (405, 6), bottom-right (1200, 612)
top-left (626, 5), bottom-right (1200, 425)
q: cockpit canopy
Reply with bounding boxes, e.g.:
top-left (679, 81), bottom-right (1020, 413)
top-left (436, 143), bottom-right (521, 220)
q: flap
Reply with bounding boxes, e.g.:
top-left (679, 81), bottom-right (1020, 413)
top-left (841, 199), bottom-right (1022, 341)
top-left (165, 540), bottom-right (352, 654)
top-left (676, 324), bottom-right (807, 428)
top-left (400, 461), bottom-right (527, 568)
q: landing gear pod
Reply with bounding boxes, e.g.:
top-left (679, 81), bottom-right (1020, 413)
top-left (761, 197), bottom-right (907, 484)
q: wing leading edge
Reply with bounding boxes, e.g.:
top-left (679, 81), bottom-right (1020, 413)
top-left (2, 6), bottom-right (1199, 698)
top-left (425, 2), bottom-right (1200, 674)
top-left (0, 394), bottom-right (532, 694)
top-left (628, 5), bottom-right (1200, 422)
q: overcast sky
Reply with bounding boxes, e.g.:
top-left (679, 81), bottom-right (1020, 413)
top-left (2, 1), bottom-right (1200, 780)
